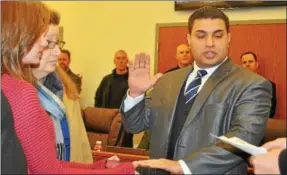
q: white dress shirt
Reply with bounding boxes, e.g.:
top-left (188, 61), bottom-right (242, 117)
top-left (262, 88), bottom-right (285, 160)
top-left (124, 57), bottom-right (227, 174)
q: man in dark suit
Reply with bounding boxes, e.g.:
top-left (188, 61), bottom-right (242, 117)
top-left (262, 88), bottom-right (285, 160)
top-left (1, 91), bottom-right (28, 174)
top-left (241, 51), bottom-right (277, 118)
top-left (121, 6), bottom-right (272, 174)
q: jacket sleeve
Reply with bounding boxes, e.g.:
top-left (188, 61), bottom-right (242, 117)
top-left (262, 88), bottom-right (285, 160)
top-left (182, 79), bottom-right (272, 174)
top-left (269, 81), bottom-right (277, 118)
top-left (15, 83), bottom-right (135, 174)
top-left (61, 159), bottom-right (106, 169)
top-left (279, 149), bottom-right (286, 175)
top-left (137, 130), bottom-right (151, 151)
top-left (120, 91), bottom-right (153, 134)
top-left (94, 78), bottom-right (106, 107)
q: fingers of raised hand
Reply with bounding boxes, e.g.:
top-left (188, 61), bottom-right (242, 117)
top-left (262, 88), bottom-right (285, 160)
top-left (133, 53), bottom-right (150, 70)
top-left (128, 60), bottom-right (134, 71)
top-left (144, 54), bottom-right (150, 70)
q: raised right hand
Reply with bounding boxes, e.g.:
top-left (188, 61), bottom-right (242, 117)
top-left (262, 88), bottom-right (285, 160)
top-left (128, 53), bottom-right (163, 97)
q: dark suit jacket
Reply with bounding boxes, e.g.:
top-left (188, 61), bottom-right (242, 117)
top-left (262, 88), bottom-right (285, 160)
top-left (1, 91), bottom-right (28, 174)
top-left (269, 80), bottom-right (276, 118)
top-left (279, 149), bottom-right (286, 175)
top-left (165, 66), bottom-right (180, 74)
top-left (121, 58), bottom-right (272, 174)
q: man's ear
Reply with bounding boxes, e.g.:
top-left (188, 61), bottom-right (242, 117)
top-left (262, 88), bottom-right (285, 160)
top-left (187, 33), bottom-right (191, 46)
top-left (227, 32), bottom-right (231, 46)
top-left (255, 62), bottom-right (259, 69)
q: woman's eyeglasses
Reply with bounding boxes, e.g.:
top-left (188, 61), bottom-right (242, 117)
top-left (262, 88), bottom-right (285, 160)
top-left (47, 40), bottom-right (66, 49)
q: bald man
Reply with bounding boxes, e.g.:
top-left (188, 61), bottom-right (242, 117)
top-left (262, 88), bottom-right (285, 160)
top-left (94, 49), bottom-right (133, 147)
top-left (165, 44), bottom-right (192, 73)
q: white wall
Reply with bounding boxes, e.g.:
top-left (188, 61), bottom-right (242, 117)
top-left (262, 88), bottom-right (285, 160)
top-left (44, 1), bottom-right (286, 108)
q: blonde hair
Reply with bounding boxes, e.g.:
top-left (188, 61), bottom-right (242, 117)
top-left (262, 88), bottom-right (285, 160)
top-left (55, 66), bottom-right (80, 100)
top-left (1, 1), bottom-right (50, 83)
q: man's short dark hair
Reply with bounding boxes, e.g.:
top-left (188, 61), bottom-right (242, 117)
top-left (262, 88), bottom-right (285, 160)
top-left (50, 10), bottom-right (60, 25)
top-left (61, 49), bottom-right (71, 59)
top-left (241, 51), bottom-right (258, 62)
top-left (188, 6), bottom-right (230, 34)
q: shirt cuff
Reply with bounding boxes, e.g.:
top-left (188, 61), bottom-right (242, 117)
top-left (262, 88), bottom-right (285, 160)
top-left (178, 160), bottom-right (192, 174)
top-left (123, 90), bottom-right (145, 112)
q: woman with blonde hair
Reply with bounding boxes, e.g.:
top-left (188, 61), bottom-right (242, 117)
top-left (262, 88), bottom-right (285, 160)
top-left (1, 1), bottom-right (136, 174)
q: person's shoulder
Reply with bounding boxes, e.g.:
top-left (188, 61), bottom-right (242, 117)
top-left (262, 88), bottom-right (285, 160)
top-left (153, 66), bottom-right (190, 89)
top-left (2, 74), bottom-right (39, 101)
top-left (68, 70), bottom-right (81, 78)
top-left (2, 74), bottom-right (37, 93)
top-left (230, 64), bottom-right (272, 92)
top-left (102, 73), bottom-right (113, 80)
top-left (162, 66), bottom-right (190, 79)
top-left (164, 66), bottom-right (179, 74)
top-left (268, 80), bottom-right (276, 86)
top-left (232, 64), bottom-right (267, 82)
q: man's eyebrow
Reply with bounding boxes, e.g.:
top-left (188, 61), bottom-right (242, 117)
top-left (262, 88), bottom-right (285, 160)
top-left (195, 29), bottom-right (224, 33)
top-left (195, 30), bottom-right (206, 33)
top-left (213, 29), bottom-right (224, 33)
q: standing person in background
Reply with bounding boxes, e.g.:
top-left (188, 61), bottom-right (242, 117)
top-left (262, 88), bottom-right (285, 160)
top-left (165, 44), bottom-right (192, 73)
top-left (241, 51), bottom-right (277, 118)
top-left (94, 50), bottom-right (133, 148)
top-left (58, 49), bottom-right (82, 93)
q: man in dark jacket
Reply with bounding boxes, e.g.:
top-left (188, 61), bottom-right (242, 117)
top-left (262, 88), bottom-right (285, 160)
top-left (241, 51), bottom-right (277, 118)
top-left (94, 50), bottom-right (133, 147)
top-left (165, 44), bottom-right (192, 73)
top-left (2, 91), bottom-right (28, 174)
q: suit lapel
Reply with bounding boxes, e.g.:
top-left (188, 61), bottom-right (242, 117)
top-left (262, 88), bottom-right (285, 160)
top-left (183, 59), bottom-right (233, 128)
top-left (161, 66), bottom-right (191, 147)
top-left (164, 66), bottom-right (192, 121)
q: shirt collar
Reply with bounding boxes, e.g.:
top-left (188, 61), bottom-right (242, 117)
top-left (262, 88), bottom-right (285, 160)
top-left (193, 56), bottom-right (228, 76)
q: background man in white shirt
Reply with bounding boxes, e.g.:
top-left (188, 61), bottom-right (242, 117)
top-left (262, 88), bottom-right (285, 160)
top-left (123, 6), bottom-right (272, 174)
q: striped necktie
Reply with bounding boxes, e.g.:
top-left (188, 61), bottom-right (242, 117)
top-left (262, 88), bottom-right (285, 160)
top-left (184, 69), bottom-right (207, 104)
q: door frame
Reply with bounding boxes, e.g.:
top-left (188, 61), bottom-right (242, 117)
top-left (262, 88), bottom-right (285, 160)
top-left (154, 19), bottom-right (286, 73)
